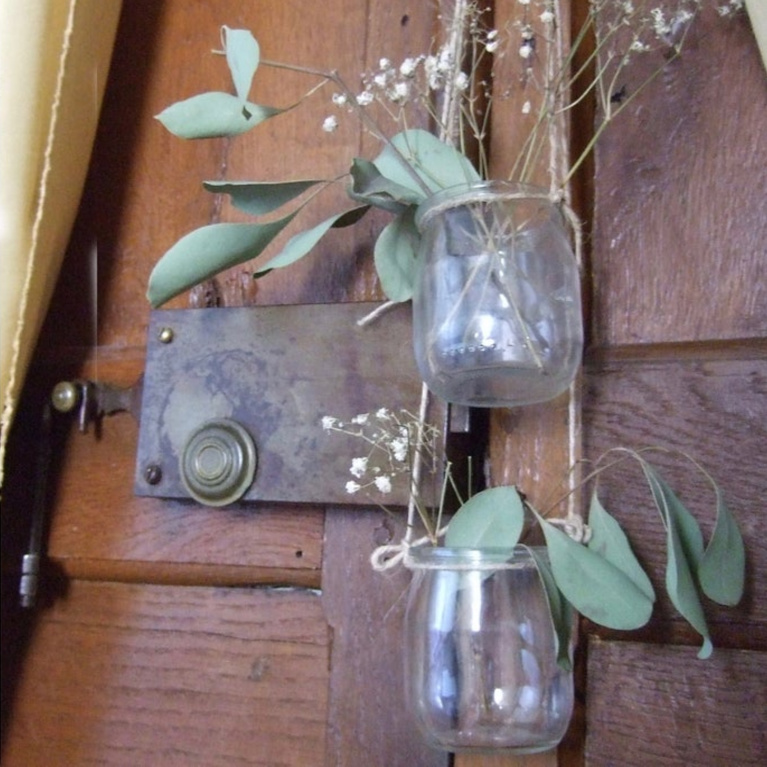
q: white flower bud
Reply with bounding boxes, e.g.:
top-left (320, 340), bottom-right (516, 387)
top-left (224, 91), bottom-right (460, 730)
top-left (399, 57), bottom-right (418, 77)
top-left (322, 116), bottom-right (339, 133)
top-left (374, 475), bottom-right (392, 494)
top-left (356, 91), bottom-right (374, 106)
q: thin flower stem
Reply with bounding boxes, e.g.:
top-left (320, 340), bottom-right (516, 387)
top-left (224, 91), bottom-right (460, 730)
top-left (536, 441), bottom-right (711, 522)
top-left (260, 57), bottom-right (434, 196)
top-left (560, 47), bottom-right (681, 187)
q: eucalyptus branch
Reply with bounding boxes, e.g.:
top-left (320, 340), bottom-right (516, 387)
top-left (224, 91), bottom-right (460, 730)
top-left (149, 4), bottom-right (742, 309)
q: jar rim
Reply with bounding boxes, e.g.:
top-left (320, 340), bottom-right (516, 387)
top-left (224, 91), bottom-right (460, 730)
top-left (415, 180), bottom-right (552, 230)
top-left (406, 544), bottom-right (546, 570)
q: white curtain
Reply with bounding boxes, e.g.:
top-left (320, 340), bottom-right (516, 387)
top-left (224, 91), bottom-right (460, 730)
top-left (746, 0), bottom-right (767, 75)
top-left (0, 0), bottom-right (122, 487)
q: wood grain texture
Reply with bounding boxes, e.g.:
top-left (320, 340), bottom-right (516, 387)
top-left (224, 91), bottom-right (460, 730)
top-left (322, 509), bottom-right (449, 767)
top-left (591, 5), bottom-right (767, 347)
top-left (2, 581), bottom-right (330, 767)
top-left (585, 639), bottom-right (767, 766)
top-left (582, 354), bottom-right (767, 634)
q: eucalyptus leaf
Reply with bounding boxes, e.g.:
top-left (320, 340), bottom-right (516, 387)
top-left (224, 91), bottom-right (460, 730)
top-left (373, 129), bottom-right (481, 197)
top-left (222, 26), bottom-right (260, 103)
top-left (533, 511), bottom-right (654, 630)
top-left (147, 216), bottom-right (297, 307)
top-left (587, 491), bottom-right (655, 601)
top-left (349, 157), bottom-right (422, 212)
top-left (203, 179), bottom-right (326, 216)
top-left (526, 546), bottom-right (573, 671)
top-left (254, 205), bottom-right (370, 275)
top-left (444, 486), bottom-right (525, 549)
top-left (698, 484), bottom-right (745, 606)
top-left (373, 208), bottom-right (419, 302)
top-left (155, 92), bottom-right (283, 139)
top-left (640, 463), bottom-right (713, 658)
top-left (641, 464), bottom-right (705, 570)
top-left (665, 514), bottom-right (714, 659)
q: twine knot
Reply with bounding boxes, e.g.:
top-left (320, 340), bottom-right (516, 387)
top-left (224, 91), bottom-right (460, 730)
top-left (547, 513), bottom-right (591, 544)
top-left (370, 540), bottom-right (412, 572)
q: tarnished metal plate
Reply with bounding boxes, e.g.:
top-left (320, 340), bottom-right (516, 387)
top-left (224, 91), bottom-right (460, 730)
top-left (134, 302), bottom-right (457, 507)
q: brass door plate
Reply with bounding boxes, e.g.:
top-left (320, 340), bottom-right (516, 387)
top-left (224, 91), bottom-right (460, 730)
top-left (134, 302), bottom-right (475, 507)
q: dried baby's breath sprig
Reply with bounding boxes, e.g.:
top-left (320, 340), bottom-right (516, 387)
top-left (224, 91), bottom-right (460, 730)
top-left (321, 408), bottom-right (446, 539)
top-left (507, 0), bottom-right (713, 187)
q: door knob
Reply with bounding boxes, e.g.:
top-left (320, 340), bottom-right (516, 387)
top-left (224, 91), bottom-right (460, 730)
top-left (180, 418), bottom-right (257, 507)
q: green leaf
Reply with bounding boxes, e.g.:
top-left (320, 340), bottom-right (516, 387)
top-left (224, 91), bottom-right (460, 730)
top-left (666, 513), bottom-right (714, 659)
top-left (221, 27), bottom-right (260, 103)
top-left (533, 511), bottom-right (655, 630)
top-left (147, 216), bottom-right (298, 307)
top-left (155, 92), bottom-right (283, 139)
top-left (373, 129), bottom-right (481, 197)
top-left (254, 205), bottom-right (370, 275)
top-left (526, 546), bottom-right (574, 671)
top-left (587, 491), bottom-right (655, 601)
top-left (642, 465), bottom-right (705, 570)
top-left (203, 179), bottom-right (326, 216)
top-left (348, 157), bottom-right (421, 212)
top-left (445, 486), bottom-right (525, 549)
top-left (698, 485), bottom-right (745, 606)
top-left (640, 463), bottom-right (712, 658)
top-left (373, 208), bottom-right (419, 302)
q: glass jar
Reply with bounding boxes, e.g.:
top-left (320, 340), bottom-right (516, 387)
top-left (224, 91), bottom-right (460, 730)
top-left (403, 547), bottom-right (573, 754)
top-left (412, 181), bottom-right (583, 407)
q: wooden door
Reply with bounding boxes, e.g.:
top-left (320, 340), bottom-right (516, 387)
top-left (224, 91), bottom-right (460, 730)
top-left (2, 2), bottom-right (765, 766)
top-left (579, 2), bottom-right (767, 763)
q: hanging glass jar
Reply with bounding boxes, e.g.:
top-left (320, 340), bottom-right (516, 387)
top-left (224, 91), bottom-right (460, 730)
top-left (412, 182), bottom-right (583, 407)
top-left (403, 547), bottom-right (574, 754)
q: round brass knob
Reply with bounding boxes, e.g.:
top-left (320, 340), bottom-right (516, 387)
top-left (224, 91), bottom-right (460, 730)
top-left (180, 419), bottom-right (257, 507)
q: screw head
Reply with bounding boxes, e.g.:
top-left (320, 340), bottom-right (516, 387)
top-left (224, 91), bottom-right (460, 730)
top-left (144, 464), bottom-right (163, 485)
top-left (158, 327), bottom-right (174, 344)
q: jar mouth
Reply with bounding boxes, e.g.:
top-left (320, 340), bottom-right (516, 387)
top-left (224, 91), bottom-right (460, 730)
top-left (406, 545), bottom-right (546, 569)
top-left (414, 180), bottom-right (551, 231)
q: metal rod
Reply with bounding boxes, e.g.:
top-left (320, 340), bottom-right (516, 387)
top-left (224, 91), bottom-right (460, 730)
top-left (19, 401), bottom-right (53, 609)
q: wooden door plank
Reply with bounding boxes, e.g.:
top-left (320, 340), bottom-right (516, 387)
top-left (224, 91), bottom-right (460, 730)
top-left (585, 639), bottom-right (767, 766)
top-left (591, 6), bottom-right (767, 347)
top-left (2, 581), bottom-right (330, 766)
top-left (322, 509), bottom-right (449, 767)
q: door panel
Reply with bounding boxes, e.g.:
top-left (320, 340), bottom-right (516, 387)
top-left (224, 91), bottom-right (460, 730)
top-left (591, 6), bottom-right (767, 347)
top-left (581, 2), bottom-right (766, 764)
top-left (3, 2), bottom-right (765, 766)
top-left (3, 582), bottom-right (330, 766)
top-left (586, 642), bottom-right (766, 766)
